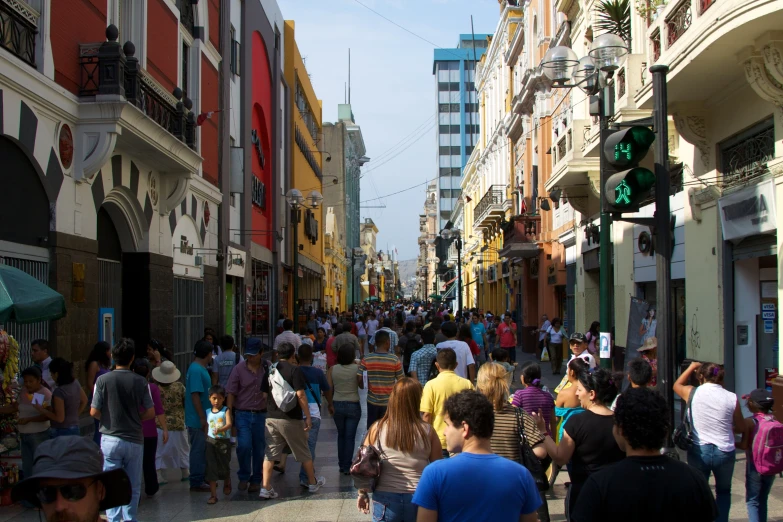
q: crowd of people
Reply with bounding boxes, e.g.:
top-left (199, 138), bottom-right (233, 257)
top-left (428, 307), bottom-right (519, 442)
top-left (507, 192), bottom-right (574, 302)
top-left (5, 301), bottom-right (783, 522)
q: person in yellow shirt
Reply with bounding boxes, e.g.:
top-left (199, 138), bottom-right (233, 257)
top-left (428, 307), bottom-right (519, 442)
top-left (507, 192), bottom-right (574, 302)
top-left (420, 348), bottom-right (474, 458)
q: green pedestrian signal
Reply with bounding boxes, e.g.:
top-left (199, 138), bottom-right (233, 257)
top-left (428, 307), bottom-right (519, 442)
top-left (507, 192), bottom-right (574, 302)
top-left (603, 126), bottom-right (656, 213)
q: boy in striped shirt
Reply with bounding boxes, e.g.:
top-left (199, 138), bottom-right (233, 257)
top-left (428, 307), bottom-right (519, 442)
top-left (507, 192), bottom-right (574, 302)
top-left (357, 330), bottom-right (403, 429)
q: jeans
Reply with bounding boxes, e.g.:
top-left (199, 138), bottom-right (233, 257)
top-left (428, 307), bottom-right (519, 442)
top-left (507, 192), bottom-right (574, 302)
top-left (50, 426), bottom-right (80, 438)
top-left (143, 436), bottom-right (159, 496)
top-left (688, 443), bottom-right (736, 522)
top-left (746, 457), bottom-right (776, 522)
top-left (93, 418), bottom-right (102, 446)
top-left (235, 410), bottom-right (266, 484)
top-left (21, 431), bottom-right (50, 480)
top-left (333, 401), bottom-right (362, 471)
top-left (188, 427), bottom-right (207, 487)
top-left (372, 491), bottom-right (417, 522)
top-left (367, 403), bottom-right (387, 430)
top-left (502, 346), bottom-right (516, 363)
top-left (299, 417), bottom-right (321, 483)
top-left (101, 435), bottom-right (143, 522)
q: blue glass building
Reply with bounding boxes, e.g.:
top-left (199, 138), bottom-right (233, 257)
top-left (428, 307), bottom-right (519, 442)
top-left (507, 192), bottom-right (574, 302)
top-left (433, 34), bottom-right (491, 229)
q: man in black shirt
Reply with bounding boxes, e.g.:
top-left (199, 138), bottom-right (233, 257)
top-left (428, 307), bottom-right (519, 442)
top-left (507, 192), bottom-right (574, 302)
top-left (259, 342), bottom-right (325, 499)
top-left (572, 388), bottom-right (717, 522)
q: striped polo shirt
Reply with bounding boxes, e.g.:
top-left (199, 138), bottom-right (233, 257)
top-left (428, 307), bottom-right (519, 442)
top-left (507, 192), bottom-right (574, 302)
top-left (491, 404), bottom-right (545, 462)
top-left (512, 386), bottom-right (555, 436)
top-left (357, 352), bottom-right (404, 406)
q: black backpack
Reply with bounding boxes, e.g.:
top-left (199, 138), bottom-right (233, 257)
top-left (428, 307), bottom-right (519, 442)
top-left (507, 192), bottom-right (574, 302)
top-left (427, 358), bottom-right (439, 382)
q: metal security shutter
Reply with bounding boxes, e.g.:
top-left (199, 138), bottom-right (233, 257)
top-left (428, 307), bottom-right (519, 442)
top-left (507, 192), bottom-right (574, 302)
top-left (173, 277), bottom-right (204, 376)
top-left (0, 257), bottom-right (49, 369)
top-left (98, 259), bottom-right (122, 338)
top-left (732, 234), bottom-right (776, 261)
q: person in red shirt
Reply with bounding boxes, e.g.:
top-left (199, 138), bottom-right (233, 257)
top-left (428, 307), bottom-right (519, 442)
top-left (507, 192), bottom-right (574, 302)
top-left (497, 313), bottom-right (518, 363)
top-left (458, 324), bottom-right (481, 359)
top-left (325, 324), bottom-right (342, 368)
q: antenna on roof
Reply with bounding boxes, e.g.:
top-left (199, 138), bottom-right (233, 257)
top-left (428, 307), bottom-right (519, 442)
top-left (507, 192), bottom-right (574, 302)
top-left (348, 48), bottom-right (351, 104)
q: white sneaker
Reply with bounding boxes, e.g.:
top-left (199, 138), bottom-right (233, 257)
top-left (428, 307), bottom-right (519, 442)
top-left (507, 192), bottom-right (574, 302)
top-left (259, 487), bottom-right (279, 499)
top-left (308, 476), bottom-right (326, 493)
top-left (299, 479), bottom-right (309, 488)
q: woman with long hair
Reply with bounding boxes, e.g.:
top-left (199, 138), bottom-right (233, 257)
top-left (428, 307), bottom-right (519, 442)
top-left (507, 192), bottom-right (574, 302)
top-left (34, 358), bottom-right (87, 437)
top-left (85, 341), bottom-right (111, 444)
top-left (674, 361), bottom-right (744, 522)
top-left (533, 367), bottom-right (625, 519)
top-left (356, 378), bottom-right (442, 522)
top-left (328, 344), bottom-right (362, 474)
top-left (585, 321), bottom-right (600, 357)
top-left (477, 363), bottom-right (550, 522)
top-left (133, 358), bottom-right (168, 498)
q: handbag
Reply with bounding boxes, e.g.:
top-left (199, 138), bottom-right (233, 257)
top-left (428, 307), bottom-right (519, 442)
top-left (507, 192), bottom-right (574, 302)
top-left (673, 387), bottom-right (697, 451)
top-left (514, 407), bottom-right (550, 491)
top-left (350, 429), bottom-right (385, 490)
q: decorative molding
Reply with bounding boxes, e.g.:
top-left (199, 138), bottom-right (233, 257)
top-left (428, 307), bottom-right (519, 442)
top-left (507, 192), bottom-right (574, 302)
top-left (139, 69), bottom-right (179, 107)
top-left (738, 46), bottom-right (783, 109)
top-left (670, 103), bottom-right (710, 169)
top-left (3, 0), bottom-right (39, 24)
top-left (74, 121), bottom-right (121, 183)
top-left (758, 31), bottom-right (783, 86)
top-left (159, 172), bottom-right (190, 215)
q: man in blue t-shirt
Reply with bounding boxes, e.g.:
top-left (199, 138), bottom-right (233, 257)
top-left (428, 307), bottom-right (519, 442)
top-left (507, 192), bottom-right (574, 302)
top-left (412, 390), bottom-right (540, 522)
top-left (185, 340), bottom-right (214, 491)
top-left (469, 313), bottom-right (488, 361)
top-left (293, 345), bottom-right (332, 486)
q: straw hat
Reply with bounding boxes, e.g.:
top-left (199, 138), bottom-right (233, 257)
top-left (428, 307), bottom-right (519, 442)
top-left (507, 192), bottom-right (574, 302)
top-left (152, 360), bottom-right (181, 383)
top-left (638, 337), bottom-right (658, 352)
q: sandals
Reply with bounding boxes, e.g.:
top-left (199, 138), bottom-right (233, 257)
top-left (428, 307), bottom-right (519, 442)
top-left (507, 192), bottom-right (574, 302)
top-left (223, 483), bottom-right (232, 496)
top-left (207, 496), bottom-right (218, 505)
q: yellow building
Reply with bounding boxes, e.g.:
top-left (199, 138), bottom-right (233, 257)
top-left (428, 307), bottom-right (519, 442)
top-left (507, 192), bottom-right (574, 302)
top-left (284, 21), bottom-right (325, 323)
top-left (324, 208), bottom-right (347, 311)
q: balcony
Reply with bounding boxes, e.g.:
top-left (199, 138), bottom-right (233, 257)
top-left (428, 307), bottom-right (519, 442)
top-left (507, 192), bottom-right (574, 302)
top-left (0, 0), bottom-right (38, 67)
top-left (499, 215), bottom-right (541, 259)
top-left (73, 26), bottom-right (202, 187)
top-left (473, 185), bottom-right (512, 229)
top-left (638, 0), bottom-right (783, 108)
top-left (547, 119), bottom-right (597, 192)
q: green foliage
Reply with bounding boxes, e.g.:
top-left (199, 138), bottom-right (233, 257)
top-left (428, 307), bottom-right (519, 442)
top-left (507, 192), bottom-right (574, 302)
top-left (595, 0), bottom-right (632, 45)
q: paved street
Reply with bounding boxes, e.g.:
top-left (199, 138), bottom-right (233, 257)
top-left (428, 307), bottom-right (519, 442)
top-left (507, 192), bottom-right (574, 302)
top-left (2, 350), bottom-right (783, 521)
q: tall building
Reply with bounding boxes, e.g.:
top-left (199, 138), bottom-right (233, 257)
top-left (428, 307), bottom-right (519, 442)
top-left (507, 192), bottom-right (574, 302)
top-left (433, 34), bottom-right (491, 230)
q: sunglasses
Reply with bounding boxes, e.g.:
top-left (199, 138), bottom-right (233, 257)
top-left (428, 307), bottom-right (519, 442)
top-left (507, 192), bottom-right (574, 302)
top-left (36, 480), bottom-right (96, 505)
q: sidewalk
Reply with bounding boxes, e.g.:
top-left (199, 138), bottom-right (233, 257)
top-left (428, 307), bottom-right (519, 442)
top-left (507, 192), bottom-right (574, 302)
top-left (2, 349), bottom-right (782, 521)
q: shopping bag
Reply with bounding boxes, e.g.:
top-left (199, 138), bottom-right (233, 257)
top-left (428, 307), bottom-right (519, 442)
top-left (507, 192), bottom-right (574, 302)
top-left (313, 352), bottom-right (327, 372)
top-left (540, 347), bottom-right (550, 362)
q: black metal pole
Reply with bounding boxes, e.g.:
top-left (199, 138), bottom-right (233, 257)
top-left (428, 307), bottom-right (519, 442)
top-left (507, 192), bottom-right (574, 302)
top-left (598, 89), bottom-right (612, 370)
top-left (651, 64), bottom-right (674, 450)
top-left (292, 206), bottom-right (299, 327)
top-left (457, 236), bottom-right (463, 315)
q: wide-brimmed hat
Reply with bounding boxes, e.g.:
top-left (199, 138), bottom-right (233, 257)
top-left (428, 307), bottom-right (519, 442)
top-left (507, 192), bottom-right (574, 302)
top-left (12, 436), bottom-right (131, 510)
top-left (638, 337), bottom-right (658, 352)
top-left (152, 360), bottom-right (181, 384)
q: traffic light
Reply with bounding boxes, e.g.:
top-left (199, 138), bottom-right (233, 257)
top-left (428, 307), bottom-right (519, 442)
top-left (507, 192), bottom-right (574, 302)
top-left (603, 126), bottom-right (656, 213)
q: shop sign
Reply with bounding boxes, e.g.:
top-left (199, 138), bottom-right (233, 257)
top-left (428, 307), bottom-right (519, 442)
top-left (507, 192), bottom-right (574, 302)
top-left (250, 129), bottom-right (266, 169)
top-left (718, 180), bottom-right (776, 242)
top-left (251, 176), bottom-right (266, 210)
top-left (305, 210), bottom-right (319, 244)
top-left (226, 246), bottom-right (246, 278)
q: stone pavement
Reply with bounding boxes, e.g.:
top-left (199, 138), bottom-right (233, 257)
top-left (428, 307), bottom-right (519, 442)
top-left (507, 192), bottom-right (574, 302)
top-left (2, 348), bottom-right (783, 521)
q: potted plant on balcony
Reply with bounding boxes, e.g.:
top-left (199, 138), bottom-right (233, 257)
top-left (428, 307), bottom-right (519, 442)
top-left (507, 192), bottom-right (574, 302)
top-left (595, 0), bottom-right (632, 47)
top-left (635, 0), bottom-right (667, 22)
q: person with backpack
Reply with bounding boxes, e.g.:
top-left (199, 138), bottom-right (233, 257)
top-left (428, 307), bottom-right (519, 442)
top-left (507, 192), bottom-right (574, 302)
top-left (736, 389), bottom-right (781, 522)
top-left (673, 361), bottom-right (745, 522)
top-left (259, 342), bottom-right (325, 499)
top-left (225, 338), bottom-right (268, 493)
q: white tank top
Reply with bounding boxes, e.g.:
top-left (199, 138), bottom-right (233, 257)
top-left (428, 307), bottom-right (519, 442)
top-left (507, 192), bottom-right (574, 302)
top-left (691, 383), bottom-right (737, 452)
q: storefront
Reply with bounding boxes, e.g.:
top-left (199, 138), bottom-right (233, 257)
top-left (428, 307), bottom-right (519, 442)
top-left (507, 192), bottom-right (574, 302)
top-left (250, 259), bottom-right (274, 346)
top-left (225, 246), bottom-right (247, 346)
top-left (719, 180), bottom-right (778, 395)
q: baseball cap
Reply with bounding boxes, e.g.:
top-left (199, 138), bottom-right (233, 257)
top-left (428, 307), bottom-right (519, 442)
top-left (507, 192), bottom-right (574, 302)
top-left (12, 436), bottom-right (131, 509)
top-left (569, 332), bottom-right (587, 343)
top-left (743, 389), bottom-right (774, 410)
top-left (244, 337), bottom-right (263, 356)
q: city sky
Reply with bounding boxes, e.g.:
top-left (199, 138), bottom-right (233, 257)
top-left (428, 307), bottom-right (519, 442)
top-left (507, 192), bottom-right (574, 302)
top-left (279, 0), bottom-right (499, 260)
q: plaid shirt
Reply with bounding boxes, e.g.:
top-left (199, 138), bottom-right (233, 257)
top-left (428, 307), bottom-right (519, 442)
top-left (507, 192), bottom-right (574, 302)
top-left (409, 344), bottom-right (438, 385)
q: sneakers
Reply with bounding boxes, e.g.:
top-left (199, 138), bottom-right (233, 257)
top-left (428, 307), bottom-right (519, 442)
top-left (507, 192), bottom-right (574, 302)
top-left (258, 487), bottom-right (279, 499)
top-left (308, 476), bottom-right (326, 493)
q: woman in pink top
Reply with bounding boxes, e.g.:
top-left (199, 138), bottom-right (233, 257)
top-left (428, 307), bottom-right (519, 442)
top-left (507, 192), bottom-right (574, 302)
top-left (512, 362), bottom-right (556, 437)
top-left (134, 359), bottom-right (168, 498)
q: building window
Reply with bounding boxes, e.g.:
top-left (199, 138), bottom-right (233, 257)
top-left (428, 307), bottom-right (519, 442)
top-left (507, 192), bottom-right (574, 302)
top-left (181, 41), bottom-right (190, 98)
top-left (440, 189), bottom-right (451, 198)
top-left (178, 0), bottom-right (195, 36)
top-left (450, 82), bottom-right (460, 91)
top-left (438, 82), bottom-right (449, 92)
top-left (450, 146), bottom-right (461, 155)
top-left (439, 168), bottom-right (452, 176)
top-left (465, 82), bottom-right (475, 92)
top-left (719, 118), bottom-right (775, 186)
top-left (439, 104), bottom-right (450, 113)
top-left (439, 146), bottom-right (450, 155)
top-left (466, 146), bottom-right (475, 155)
top-left (230, 26), bottom-right (241, 76)
top-left (451, 168), bottom-right (462, 177)
top-left (440, 211), bottom-right (452, 220)
top-left (439, 125), bottom-right (450, 134)
top-left (450, 125), bottom-right (460, 134)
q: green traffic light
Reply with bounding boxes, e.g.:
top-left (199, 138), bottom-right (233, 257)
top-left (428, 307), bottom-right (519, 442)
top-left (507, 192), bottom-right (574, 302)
top-left (615, 143), bottom-right (633, 162)
top-left (605, 167), bottom-right (656, 210)
top-left (615, 180), bottom-right (632, 204)
top-left (604, 126), bottom-right (655, 168)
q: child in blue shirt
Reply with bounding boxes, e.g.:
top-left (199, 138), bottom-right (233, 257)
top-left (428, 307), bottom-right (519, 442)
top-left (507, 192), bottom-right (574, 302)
top-left (205, 385), bottom-right (232, 505)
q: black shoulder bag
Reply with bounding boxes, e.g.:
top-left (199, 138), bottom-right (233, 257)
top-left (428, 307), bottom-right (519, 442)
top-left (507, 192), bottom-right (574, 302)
top-left (514, 407), bottom-right (549, 491)
top-left (673, 387), bottom-right (697, 451)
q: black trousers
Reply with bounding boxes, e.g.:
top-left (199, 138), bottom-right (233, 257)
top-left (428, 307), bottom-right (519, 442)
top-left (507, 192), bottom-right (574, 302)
top-left (143, 436), bottom-right (159, 496)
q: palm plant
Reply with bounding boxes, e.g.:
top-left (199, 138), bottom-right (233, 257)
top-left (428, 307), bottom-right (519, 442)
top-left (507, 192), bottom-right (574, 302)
top-left (595, 0), bottom-right (632, 47)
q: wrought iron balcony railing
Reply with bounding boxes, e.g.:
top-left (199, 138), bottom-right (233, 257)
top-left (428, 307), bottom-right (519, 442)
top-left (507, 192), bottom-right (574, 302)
top-left (0, 0), bottom-right (37, 67)
top-left (666, 0), bottom-right (692, 47)
top-left (473, 185), bottom-right (506, 227)
top-left (79, 26), bottom-right (196, 151)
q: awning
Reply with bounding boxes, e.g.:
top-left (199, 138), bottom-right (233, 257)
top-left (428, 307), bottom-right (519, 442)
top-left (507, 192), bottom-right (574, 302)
top-left (441, 275), bottom-right (458, 290)
top-left (442, 282), bottom-right (457, 300)
top-left (499, 242), bottom-right (541, 259)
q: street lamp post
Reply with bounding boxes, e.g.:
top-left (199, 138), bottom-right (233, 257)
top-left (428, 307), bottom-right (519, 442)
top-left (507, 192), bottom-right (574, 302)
top-left (286, 188), bottom-right (323, 327)
top-left (541, 32), bottom-right (629, 370)
top-left (441, 228), bottom-right (463, 314)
